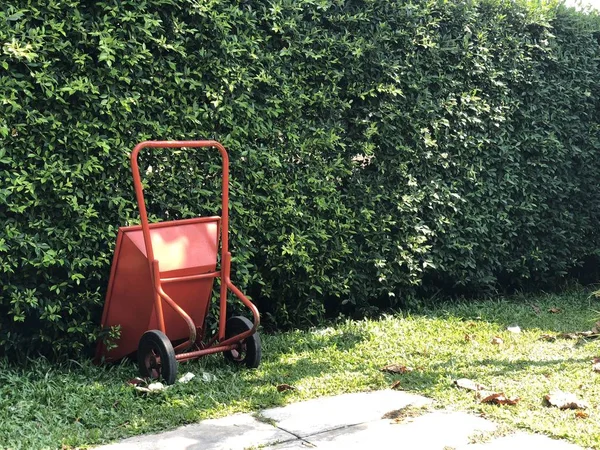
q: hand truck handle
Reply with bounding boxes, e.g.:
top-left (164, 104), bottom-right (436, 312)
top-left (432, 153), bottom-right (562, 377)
top-left (129, 140), bottom-right (230, 269)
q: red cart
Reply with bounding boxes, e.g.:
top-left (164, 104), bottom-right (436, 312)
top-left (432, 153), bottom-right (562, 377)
top-left (96, 140), bottom-right (261, 384)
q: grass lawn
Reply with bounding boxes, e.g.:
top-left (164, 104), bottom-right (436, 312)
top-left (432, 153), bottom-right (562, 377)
top-left (2, 288), bottom-right (600, 449)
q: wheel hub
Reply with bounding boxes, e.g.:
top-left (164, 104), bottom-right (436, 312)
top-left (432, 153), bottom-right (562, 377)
top-left (231, 342), bottom-right (247, 361)
top-left (145, 350), bottom-right (160, 370)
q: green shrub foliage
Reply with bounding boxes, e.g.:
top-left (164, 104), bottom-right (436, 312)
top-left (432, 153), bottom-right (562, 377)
top-left (1, 0), bottom-right (599, 356)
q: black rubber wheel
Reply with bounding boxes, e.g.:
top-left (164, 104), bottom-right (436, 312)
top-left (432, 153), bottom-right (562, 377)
top-left (138, 330), bottom-right (178, 385)
top-left (224, 316), bottom-right (261, 369)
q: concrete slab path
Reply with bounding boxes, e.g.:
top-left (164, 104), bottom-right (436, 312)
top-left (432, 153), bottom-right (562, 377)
top-left (96, 390), bottom-right (586, 450)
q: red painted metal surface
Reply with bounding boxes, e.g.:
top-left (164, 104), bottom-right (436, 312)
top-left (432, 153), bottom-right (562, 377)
top-left (96, 140), bottom-right (260, 363)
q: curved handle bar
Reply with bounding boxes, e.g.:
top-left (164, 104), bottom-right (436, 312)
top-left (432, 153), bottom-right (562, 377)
top-left (130, 140), bottom-right (230, 267)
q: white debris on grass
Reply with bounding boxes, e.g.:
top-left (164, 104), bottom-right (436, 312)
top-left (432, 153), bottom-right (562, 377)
top-left (201, 371), bottom-right (217, 382)
top-left (507, 325), bottom-right (521, 334)
top-left (178, 372), bottom-right (195, 384)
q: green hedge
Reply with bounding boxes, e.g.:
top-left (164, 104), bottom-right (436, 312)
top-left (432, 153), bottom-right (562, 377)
top-left (1, 0), bottom-right (599, 357)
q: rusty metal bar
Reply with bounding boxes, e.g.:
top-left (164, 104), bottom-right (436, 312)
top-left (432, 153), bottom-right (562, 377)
top-left (175, 344), bottom-right (237, 362)
top-left (160, 271), bottom-right (221, 284)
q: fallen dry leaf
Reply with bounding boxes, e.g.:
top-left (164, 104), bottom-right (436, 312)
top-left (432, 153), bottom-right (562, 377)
top-left (548, 308), bottom-right (562, 314)
top-left (135, 382), bottom-right (166, 394)
top-left (381, 364), bottom-right (414, 374)
top-left (477, 391), bottom-right (520, 406)
top-left (453, 378), bottom-right (488, 392)
top-left (464, 333), bottom-right (474, 342)
top-left (558, 331), bottom-right (599, 340)
top-left (382, 409), bottom-right (405, 420)
top-left (575, 411), bottom-right (589, 419)
top-left (390, 380), bottom-right (402, 390)
top-left (531, 304), bottom-right (542, 315)
top-left (491, 336), bottom-right (503, 345)
top-left (558, 332), bottom-right (581, 340)
top-left (383, 407), bottom-right (424, 424)
top-left (540, 334), bottom-right (557, 342)
top-left (127, 377), bottom-right (145, 386)
top-left (593, 363), bottom-right (600, 373)
top-left (276, 384), bottom-right (296, 392)
top-left (545, 390), bottom-right (589, 410)
top-left (593, 357), bottom-right (600, 364)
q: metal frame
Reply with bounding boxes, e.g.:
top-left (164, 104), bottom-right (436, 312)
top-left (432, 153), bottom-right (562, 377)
top-left (130, 140), bottom-right (260, 362)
